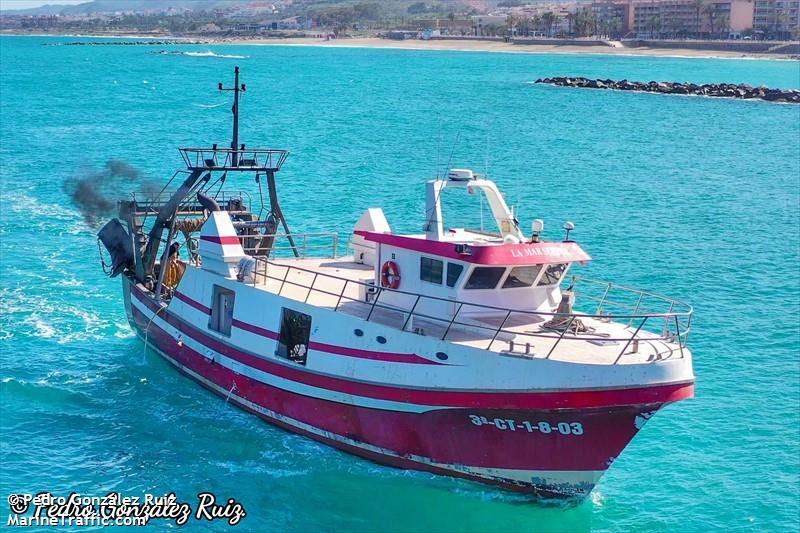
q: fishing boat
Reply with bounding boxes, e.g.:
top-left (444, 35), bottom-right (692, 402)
top-left (98, 68), bottom-right (694, 499)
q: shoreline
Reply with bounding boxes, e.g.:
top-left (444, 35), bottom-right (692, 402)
top-left (2, 32), bottom-right (797, 60)
top-left (233, 37), bottom-right (798, 60)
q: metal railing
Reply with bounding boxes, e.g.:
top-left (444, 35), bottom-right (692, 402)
top-left (246, 259), bottom-right (692, 364)
top-left (130, 189), bottom-right (253, 215)
top-left (238, 232), bottom-right (340, 259)
top-left (179, 147), bottom-right (289, 171)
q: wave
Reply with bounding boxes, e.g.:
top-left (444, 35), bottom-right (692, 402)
top-left (193, 101), bottom-right (228, 109)
top-left (184, 50), bottom-right (248, 59)
top-left (149, 50), bottom-right (248, 59)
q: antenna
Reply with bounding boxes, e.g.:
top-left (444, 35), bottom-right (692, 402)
top-left (444, 131), bottom-right (460, 176)
top-left (435, 125), bottom-right (442, 180)
top-left (218, 66), bottom-right (246, 167)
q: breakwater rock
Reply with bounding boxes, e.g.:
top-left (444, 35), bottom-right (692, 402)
top-left (45, 40), bottom-right (209, 46)
top-left (535, 77), bottom-right (800, 103)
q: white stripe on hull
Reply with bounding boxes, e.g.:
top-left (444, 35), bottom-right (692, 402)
top-left (131, 296), bottom-right (445, 413)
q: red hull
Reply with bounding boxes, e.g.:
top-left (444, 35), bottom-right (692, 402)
top-left (126, 282), bottom-right (692, 498)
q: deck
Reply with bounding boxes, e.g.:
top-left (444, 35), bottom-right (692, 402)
top-left (252, 256), bottom-right (689, 366)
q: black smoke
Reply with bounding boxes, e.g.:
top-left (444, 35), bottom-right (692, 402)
top-left (65, 159), bottom-right (151, 226)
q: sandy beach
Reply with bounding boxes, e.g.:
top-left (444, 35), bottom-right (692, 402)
top-left (226, 36), bottom-right (796, 60)
top-left (3, 31), bottom-right (795, 59)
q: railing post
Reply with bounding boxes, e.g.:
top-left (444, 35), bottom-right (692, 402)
top-left (441, 303), bottom-right (464, 341)
top-left (486, 310), bottom-right (513, 351)
top-left (675, 314), bottom-right (685, 359)
top-left (628, 293), bottom-right (645, 326)
top-left (684, 313), bottom-right (692, 346)
top-left (278, 266), bottom-right (290, 294)
top-left (545, 315), bottom-right (576, 359)
top-left (304, 273), bottom-right (318, 304)
top-left (596, 282), bottom-right (612, 314)
top-left (334, 280), bottom-right (348, 311)
top-left (401, 295), bottom-right (422, 331)
top-left (332, 234), bottom-right (338, 259)
top-left (614, 316), bottom-right (649, 364)
top-left (366, 287), bottom-right (382, 322)
top-left (662, 301), bottom-right (675, 337)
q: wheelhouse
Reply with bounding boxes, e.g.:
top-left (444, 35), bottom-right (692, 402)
top-left (350, 168), bottom-right (591, 320)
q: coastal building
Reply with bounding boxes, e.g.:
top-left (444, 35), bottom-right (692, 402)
top-left (590, 1), bottom-right (632, 33)
top-left (197, 23), bottom-right (222, 33)
top-left (753, 0), bottom-right (800, 37)
top-left (471, 14), bottom-right (508, 36)
top-left (258, 16), bottom-right (312, 31)
top-left (630, 0), bottom-right (755, 37)
top-left (405, 18), bottom-right (473, 35)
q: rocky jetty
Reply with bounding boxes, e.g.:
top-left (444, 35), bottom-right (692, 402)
top-left (45, 40), bottom-right (209, 46)
top-left (535, 77), bottom-right (800, 103)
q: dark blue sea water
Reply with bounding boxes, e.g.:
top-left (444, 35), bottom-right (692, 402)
top-left (1, 36), bottom-right (798, 531)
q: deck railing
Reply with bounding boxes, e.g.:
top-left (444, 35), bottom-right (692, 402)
top-left (247, 258), bottom-right (692, 364)
top-left (130, 190), bottom-right (253, 216)
top-left (238, 232), bottom-right (339, 259)
top-left (178, 147), bottom-right (289, 171)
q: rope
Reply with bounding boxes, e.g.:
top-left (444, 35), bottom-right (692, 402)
top-left (142, 300), bottom-right (168, 359)
top-left (97, 239), bottom-right (111, 275)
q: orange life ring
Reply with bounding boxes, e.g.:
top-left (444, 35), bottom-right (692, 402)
top-left (380, 260), bottom-right (401, 289)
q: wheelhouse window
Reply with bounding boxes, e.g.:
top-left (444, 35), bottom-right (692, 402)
top-left (464, 267), bottom-right (506, 290)
top-left (446, 263), bottom-right (464, 288)
top-left (539, 263), bottom-right (568, 286)
top-left (502, 265), bottom-right (543, 288)
top-left (420, 256), bottom-right (443, 285)
top-left (277, 308), bottom-right (311, 365)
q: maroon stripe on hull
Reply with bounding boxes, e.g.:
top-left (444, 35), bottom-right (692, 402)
top-left (156, 351), bottom-right (571, 498)
top-left (130, 304), bottom-right (665, 478)
top-left (131, 286), bottom-right (694, 411)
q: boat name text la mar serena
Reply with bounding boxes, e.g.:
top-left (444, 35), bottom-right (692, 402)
top-left (98, 67), bottom-right (695, 499)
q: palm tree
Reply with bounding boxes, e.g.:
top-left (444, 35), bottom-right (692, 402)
top-left (517, 15), bottom-right (531, 36)
top-left (542, 12), bottom-right (555, 36)
top-left (703, 4), bottom-right (716, 36)
top-left (649, 15), bottom-right (661, 38)
top-left (691, 0), bottom-right (704, 37)
top-left (531, 14), bottom-right (542, 35)
top-left (506, 13), bottom-right (516, 37)
top-left (716, 14), bottom-right (729, 37)
top-left (566, 12), bottom-right (576, 37)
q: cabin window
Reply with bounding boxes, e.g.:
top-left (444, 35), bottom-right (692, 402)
top-left (540, 263), bottom-right (568, 286)
top-left (420, 257), bottom-right (443, 285)
top-left (446, 263), bottom-right (464, 288)
top-left (502, 265), bottom-right (543, 288)
top-left (208, 285), bottom-right (235, 336)
top-left (464, 267), bottom-right (506, 290)
top-left (277, 308), bottom-right (311, 365)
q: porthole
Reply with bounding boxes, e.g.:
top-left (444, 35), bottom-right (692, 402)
top-left (354, 329), bottom-right (364, 337)
top-left (435, 352), bottom-right (448, 361)
top-left (376, 336), bottom-right (387, 344)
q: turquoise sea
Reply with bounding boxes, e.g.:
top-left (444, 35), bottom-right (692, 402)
top-left (0, 36), bottom-right (798, 531)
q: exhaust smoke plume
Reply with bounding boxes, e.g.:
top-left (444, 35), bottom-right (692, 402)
top-left (66, 159), bottom-right (153, 225)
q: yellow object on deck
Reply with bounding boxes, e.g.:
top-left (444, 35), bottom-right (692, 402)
top-left (164, 258), bottom-right (186, 288)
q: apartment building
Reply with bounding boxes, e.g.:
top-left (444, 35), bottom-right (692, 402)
top-left (753, 0), bottom-right (800, 35)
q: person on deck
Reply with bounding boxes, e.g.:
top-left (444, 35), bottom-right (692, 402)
top-left (163, 242), bottom-right (186, 290)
